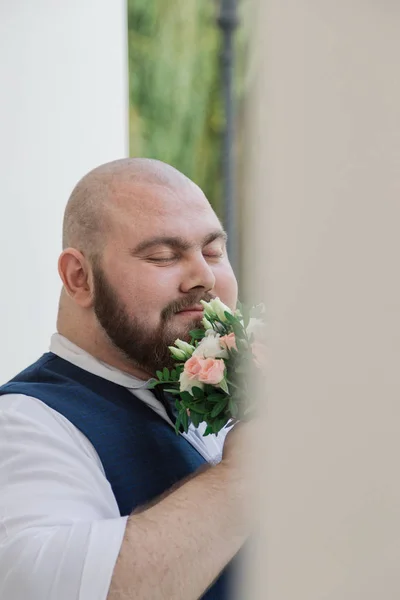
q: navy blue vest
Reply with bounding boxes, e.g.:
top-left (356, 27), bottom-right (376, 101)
top-left (0, 353), bottom-right (236, 598)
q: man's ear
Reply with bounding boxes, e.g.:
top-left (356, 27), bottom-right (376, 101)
top-left (58, 248), bottom-right (94, 309)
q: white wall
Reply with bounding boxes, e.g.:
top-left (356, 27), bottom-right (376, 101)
top-left (0, 0), bottom-right (128, 381)
top-left (244, 1), bottom-right (400, 598)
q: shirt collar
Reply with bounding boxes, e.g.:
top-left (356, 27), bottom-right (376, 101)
top-left (49, 333), bottom-right (152, 391)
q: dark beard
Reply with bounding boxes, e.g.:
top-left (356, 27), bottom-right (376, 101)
top-left (92, 261), bottom-right (213, 375)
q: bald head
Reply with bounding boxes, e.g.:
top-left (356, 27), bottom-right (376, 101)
top-left (62, 158), bottom-right (198, 258)
top-left (57, 157), bottom-right (236, 378)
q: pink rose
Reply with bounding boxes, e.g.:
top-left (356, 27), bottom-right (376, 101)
top-left (184, 355), bottom-right (203, 379)
top-left (220, 332), bottom-right (237, 351)
top-left (198, 358), bottom-right (225, 385)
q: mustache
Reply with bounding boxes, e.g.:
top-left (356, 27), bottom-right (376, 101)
top-left (161, 292), bottom-right (215, 321)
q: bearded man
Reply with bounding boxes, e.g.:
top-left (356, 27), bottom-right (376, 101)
top-left (0, 158), bottom-right (253, 600)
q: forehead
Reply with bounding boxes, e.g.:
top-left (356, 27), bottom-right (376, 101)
top-left (106, 181), bottom-right (222, 241)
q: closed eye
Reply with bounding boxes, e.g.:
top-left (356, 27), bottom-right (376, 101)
top-left (203, 252), bottom-right (224, 260)
top-left (146, 255), bottom-right (178, 263)
top-left (202, 243), bottom-right (225, 260)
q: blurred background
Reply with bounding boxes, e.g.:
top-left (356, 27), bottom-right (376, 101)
top-left (128, 0), bottom-right (249, 222)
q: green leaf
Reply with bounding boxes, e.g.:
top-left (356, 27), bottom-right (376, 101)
top-left (189, 411), bottom-right (202, 428)
top-left (147, 380), bottom-right (158, 389)
top-left (189, 402), bottom-right (208, 414)
top-left (174, 414), bottom-right (182, 435)
top-left (171, 369), bottom-right (177, 380)
top-left (189, 329), bottom-right (206, 340)
top-left (192, 386), bottom-right (204, 399)
top-left (180, 391), bottom-right (193, 405)
top-left (223, 311), bottom-right (238, 325)
top-left (163, 367), bottom-right (169, 380)
top-left (211, 398), bottom-right (228, 418)
top-left (236, 339), bottom-right (250, 352)
top-left (231, 321), bottom-right (246, 340)
top-left (213, 416), bottom-right (229, 433)
top-left (218, 378), bottom-right (229, 394)
top-left (228, 398), bottom-right (239, 417)
top-left (203, 424), bottom-right (214, 436)
top-left (181, 409), bottom-right (189, 432)
top-left (242, 305), bottom-right (251, 328)
top-left (156, 370), bottom-right (163, 381)
top-left (163, 388), bottom-right (180, 395)
top-left (226, 377), bottom-right (240, 389)
top-left (206, 393), bottom-right (225, 403)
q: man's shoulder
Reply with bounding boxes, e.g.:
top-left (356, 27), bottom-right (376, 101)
top-left (0, 352), bottom-right (101, 399)
top-left (0, 353), bottom-right (58, 389)
top-left (0, 391), bottom-right (75, 431)
top-left (0, 392), bottom-right (102, 464)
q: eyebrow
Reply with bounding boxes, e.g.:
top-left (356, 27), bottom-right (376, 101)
top-left (131, 229), bottom-right (228, 255)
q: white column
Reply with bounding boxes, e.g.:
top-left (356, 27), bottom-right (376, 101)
top-left (0, 1), bottom-right (128, 380)
top-left (245, 1), bottom-right (400, 598)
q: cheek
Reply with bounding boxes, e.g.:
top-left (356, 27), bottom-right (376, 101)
top-left (213, 264), bottom-right (238, 309)
top-left (114, 267), bottom-right (178, 322)
top-left (100, 254), bottom-right (170, 327)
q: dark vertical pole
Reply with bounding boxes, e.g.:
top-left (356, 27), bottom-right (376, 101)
top-left (217, 0), bottom-right (238, 273)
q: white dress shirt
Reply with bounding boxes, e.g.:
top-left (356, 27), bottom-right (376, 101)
top-left (0, 334), bottom-right (228, 600)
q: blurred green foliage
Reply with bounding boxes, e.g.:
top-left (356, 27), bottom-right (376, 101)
top-left (127, 0), bottom-right (248, 217)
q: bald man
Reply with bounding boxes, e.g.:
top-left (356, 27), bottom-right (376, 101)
top-left (0, 159), bottom-right (252, 600)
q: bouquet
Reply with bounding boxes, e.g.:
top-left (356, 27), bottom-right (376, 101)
top-left (149, 297), bottom-right (265, 436)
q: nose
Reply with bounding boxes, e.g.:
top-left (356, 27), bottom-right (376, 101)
top-left (179, 252), bottom-right (216, 295)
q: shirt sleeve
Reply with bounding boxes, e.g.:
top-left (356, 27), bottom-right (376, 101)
top-left (0, 394), bottom-right (128, 600)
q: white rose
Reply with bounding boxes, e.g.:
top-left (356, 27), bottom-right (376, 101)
top-left (192, 330), bottom-right (228, 359)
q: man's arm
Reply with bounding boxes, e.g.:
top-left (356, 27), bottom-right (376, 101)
top-left (108, 424), bottom-right (250, 600)
top-left (0, 394), bottom-right (127, 600)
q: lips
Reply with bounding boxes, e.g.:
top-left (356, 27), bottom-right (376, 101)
top-left (177, 304), bottom-right (204, 315)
